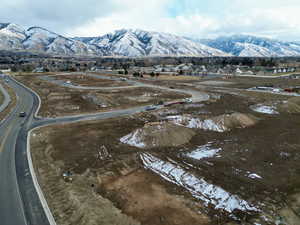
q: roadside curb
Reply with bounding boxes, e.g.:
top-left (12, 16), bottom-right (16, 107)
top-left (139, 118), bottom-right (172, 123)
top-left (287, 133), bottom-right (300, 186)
top-left (27, 128), bottom-right (57, 225)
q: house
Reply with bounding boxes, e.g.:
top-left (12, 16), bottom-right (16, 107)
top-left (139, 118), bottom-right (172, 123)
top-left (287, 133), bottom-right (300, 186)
top-left (175, 63), bottom-right (194, 75)
top-left (245, 70), bottom-right (254, 75)
top-left (217, 68), bottom-right (225, 74)
top-left (32, 67), bottom-right (45, 73)
top-left (236, 68), bottom-right (242, 74)
top-left (0, 68), bottom-right (11, 73)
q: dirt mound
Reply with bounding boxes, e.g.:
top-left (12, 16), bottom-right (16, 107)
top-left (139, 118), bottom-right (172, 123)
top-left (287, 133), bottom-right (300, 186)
top-left (278, 97), bottom-right (300, 113)
top-left (167, 113), bottom-right (258, 132)
top-left (213, 113), bottom-right (258, 131)
top-left (120, 122), bottom-right (196, 149)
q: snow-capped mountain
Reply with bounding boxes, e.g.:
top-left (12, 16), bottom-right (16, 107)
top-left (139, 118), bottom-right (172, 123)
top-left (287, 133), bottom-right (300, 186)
top-left (202, 35), bottom-right (300, 57)
top-left (0, 23), bottom-right (229, 57)
top-left (0, 23), bottom-right (26, 50)
top-left (23, 27), bottom-right (101, 55)
top-left (1, 23), bottom-right (300, 57)
top-left (76, 29), bottom-right (229, 57)
top-left (0, 23), bottom-right (102, 55)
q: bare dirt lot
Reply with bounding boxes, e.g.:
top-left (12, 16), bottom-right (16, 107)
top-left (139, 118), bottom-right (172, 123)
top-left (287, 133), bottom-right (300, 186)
top-left (14, 74), bottom-right (189, 117)
top-left (31, 84), bottom-right (300, 225)
top-left (29, 75), bottom-right (300, 225)
top-left (198, 76), bottom-right (300, 90)
top-left (31, 114), bottom-right (211, 225)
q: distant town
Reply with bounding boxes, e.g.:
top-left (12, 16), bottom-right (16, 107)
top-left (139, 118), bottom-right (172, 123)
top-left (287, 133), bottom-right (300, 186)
top-left (1, 50), bottom-right (300, 77)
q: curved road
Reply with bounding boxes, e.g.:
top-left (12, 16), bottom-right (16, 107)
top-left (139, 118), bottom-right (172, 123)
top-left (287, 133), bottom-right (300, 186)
top-left (0, 74), bottom-right (209, 225)
top-left (40, 73), bottom-right (209, 103)
top-left (0, 76), bottom-right (48, 225)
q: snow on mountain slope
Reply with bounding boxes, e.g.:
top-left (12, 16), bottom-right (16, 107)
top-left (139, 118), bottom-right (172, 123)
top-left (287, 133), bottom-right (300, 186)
top-left (2, 23), bottom-right (300, 57)
top-left (77, 29), bottom-right (229, 57)
top-left (104, 30), bottom-right (146, 57)
top-left (236, 43), bottom-right (275, 57)
top-left (0, 23), bottom-right (25, 49)
top-left (203, 35), bottom-right (300, 57)
top-left (23, 27), bottom-right (100, 55)
top-left (0, 24), bottom-right (228, 57)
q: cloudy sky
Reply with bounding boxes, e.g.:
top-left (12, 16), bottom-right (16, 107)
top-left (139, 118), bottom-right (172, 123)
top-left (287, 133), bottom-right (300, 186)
top-left (1, 0), bottom-right (300, 40)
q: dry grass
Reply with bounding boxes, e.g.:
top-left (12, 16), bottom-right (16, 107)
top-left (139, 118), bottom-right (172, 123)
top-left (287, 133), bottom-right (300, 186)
top-left (0, 86), bottom-right (3, 105)
top-left (156, 74), bottom-right (201, 81)
top-left (0, 80), bottom-right (17, 122)
top-left (30, 90), bottom-right (300, 224)
top-left (28, 73), bottom-right (300, 224)
top-left (30, 114), bottom-right (212, 225)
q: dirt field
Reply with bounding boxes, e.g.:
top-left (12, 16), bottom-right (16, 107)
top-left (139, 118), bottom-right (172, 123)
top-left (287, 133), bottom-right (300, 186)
top-left (152, 74), bottom-right (201, 81)
top-left (29, 74), bottom-right (300, 225)
top-left (31, 114), bottom-right (211, 225)
top-left (14, 74), bottom-right (189, 117)
top-left (198, 76), bottom-right (300, 90)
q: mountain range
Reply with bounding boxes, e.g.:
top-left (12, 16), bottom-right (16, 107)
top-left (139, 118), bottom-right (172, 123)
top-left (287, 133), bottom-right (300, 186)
top-left (200, 35), bottom-right (300, 57)
top-left (1, 22), bottom-right (300, 57)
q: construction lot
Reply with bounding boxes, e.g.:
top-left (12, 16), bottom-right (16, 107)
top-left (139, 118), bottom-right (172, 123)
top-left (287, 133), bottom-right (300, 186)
top-left (28, 73), bottom-right (300, 225)
top-left (14, 73), bottom-right (189, 117)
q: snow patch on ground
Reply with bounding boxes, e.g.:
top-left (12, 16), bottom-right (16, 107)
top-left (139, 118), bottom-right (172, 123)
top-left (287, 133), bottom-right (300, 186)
top-left (186, 144), bottom-right (221, 160)
top-left (166, 115), bottom-right (226, 132)
top-left (120, 123), bottom-right (195, 149)
top-left (234, 168), bottom-right (263, 180)
top-left (120, 130), bottom-right (145, 148)
top-left (251, 104), bottom-right (279, 115)
top-left (247, 173), bottom-right (262, 179)
top-left (140, 153), bottom-right (259, 213)
top-left (200, 119), bottom-right (226, 132)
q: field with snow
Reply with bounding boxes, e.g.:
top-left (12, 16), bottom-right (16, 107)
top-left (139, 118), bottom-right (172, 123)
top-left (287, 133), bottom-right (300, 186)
top-left (28, 72), bottom-right (300, 225)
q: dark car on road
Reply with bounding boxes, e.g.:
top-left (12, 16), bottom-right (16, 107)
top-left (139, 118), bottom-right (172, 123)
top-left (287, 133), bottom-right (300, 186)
top-left (19, 112), bottom-right (26, 117)
top-left (145, 105), bottom-right (157, 111)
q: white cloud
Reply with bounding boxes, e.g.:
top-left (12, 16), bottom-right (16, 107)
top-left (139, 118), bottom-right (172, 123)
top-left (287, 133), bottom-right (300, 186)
top-left (1, 0), bottom-right (300, 41)
top-left (68, 0), bottom-right (173, 36)
top-left (68, 0), bottom-right (300, 41)
top-left (219, 6), bottom-right (300, 40)
top-left (0, 0), bottom-right (116, 32)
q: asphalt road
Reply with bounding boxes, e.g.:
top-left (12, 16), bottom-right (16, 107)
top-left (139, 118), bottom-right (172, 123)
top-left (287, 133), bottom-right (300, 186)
top-left (0, 74), bottom-right (210, 225)
top-left (0, 76), bottom-right (49, 225)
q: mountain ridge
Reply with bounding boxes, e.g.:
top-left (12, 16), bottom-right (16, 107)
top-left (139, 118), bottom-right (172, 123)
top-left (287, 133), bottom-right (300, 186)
top-left (200, 34), bottom-right (300, 57)
top-left (1, 23), bottom-right (300, 57)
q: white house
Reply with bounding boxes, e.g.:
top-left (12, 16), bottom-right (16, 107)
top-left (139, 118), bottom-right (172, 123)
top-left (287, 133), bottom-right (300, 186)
top-left (236, 68), bottom-right (242, 74)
